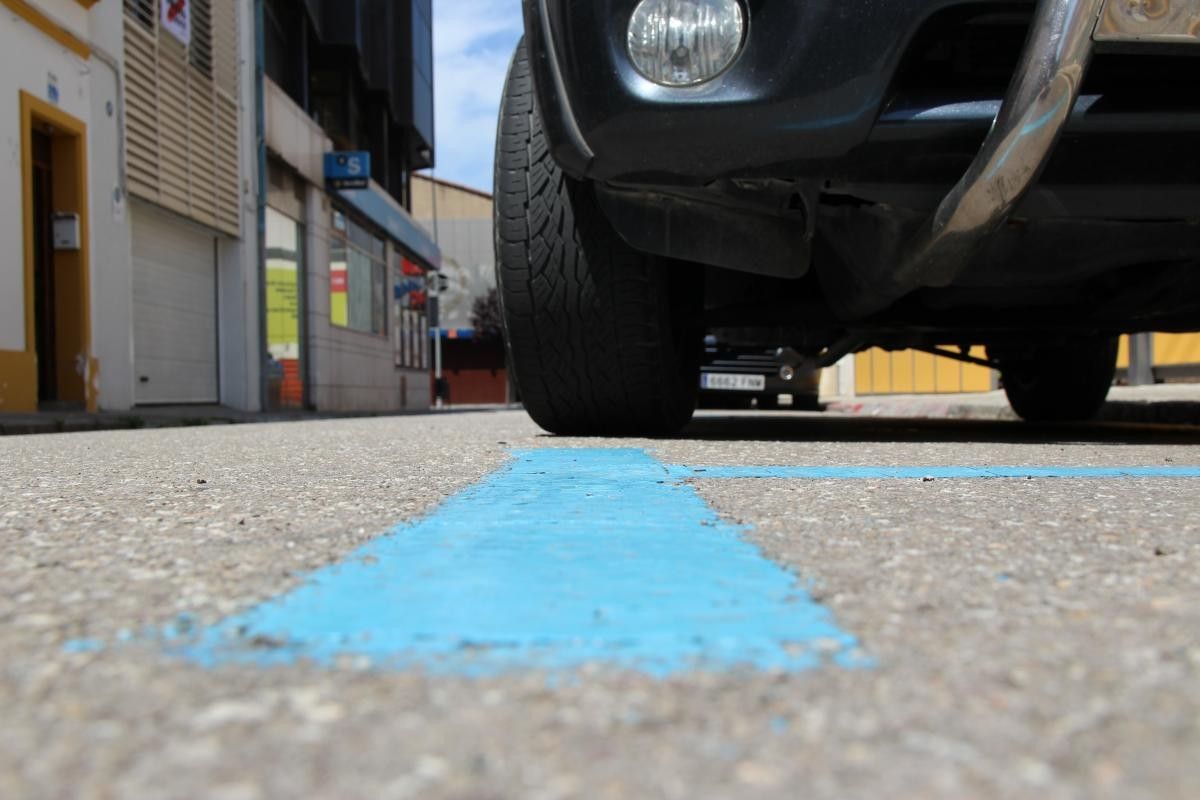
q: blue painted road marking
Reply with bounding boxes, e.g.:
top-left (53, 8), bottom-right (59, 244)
top-left (669, 465), bottom-right (1200, 480)
top-left (174, 449), bottom-right (863, 676)
top-left (69, 453), bottom-right (1200, 675)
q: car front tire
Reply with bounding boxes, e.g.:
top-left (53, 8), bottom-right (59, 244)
top-left (494, 41), bottom-right (702, 436)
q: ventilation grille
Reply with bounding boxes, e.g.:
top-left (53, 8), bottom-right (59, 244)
top-left (189, 0), bottom-right (213, 79)
top-left (124, 0), bottom-right (241, 237)
top-left (123, 0), bottom-right (154, 31)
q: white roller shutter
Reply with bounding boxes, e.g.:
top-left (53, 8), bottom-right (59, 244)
top-left (132, 204), bottom-right (219, 404)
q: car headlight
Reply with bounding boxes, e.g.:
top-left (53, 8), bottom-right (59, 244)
top-left (627, 0), bottom-right (746, 87)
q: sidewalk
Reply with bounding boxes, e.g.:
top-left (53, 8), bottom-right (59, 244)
top-left (823, 383), bottom-right (1200, 425)
top-left (0, 403), bottom-right (523, 437)
top-left (6, 387), bottom-right (1200, 435)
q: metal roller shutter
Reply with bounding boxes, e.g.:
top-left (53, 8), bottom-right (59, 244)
top-left (132, 204), bottom-right (219, 404)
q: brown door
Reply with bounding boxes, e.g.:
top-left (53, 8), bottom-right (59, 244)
top-left (6, 92), bottom-right (92, 413)
top-left (31, 130), bottom-right (58, 404)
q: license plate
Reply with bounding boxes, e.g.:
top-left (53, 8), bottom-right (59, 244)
top-left (701, 373), bottom-right (766, 392)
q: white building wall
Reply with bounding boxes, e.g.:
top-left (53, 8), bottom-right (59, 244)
top-left (0, 0), bottom-right (136, 409)
top-left (419, 218), bottom-right (494, 332)
top-left (85, 0), bottom-right (136, 410)
top-left (216, 0), bottom-right (262, 412)
top-left (0, 1), bottom-right (95, 353)
top-left (30, 0), bottom-right (87, 33)
top-left (1, 0), bottom-right (259, 412)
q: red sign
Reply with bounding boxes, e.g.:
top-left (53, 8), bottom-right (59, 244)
top-left (330, 271), bottom-right (348, 293)
top-left (160, 0), bottom-right (191, 45)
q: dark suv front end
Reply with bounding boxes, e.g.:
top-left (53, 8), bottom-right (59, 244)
top-left (497, 0), bottom-right (1200, 434)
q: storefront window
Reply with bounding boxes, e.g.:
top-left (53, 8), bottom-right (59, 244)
top-left (266, 206), bottom-right (304, 410)
top-left (330, 208), bottom-right (387, 336)
top-left (394, 254), bottom-right (430, 369)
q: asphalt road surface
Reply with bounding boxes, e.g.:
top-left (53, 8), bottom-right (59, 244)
top-left (2, 410), bottom-right (1198, 799)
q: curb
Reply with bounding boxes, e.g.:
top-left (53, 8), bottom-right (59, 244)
top-left (0, 404), bottom-right (524, 437)
top-left (825, 398), bottom-right (1018, 422)
top-left (826, 396), bottom-right (1200, 426)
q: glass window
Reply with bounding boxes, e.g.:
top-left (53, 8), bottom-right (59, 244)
top-left (393, 253), bottom-right (430, 368)
top-left (266, 206), bottom-right (305, 410)
top-left (330, 207), bottom-right (387, 336)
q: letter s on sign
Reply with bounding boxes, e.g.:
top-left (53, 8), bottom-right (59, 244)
top-left (347, 157), bottom-right (362, 176)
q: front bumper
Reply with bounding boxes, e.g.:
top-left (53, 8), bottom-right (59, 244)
top-left (525, 0), bottom-right (999, 182)
top-left (891, 0), bottom-right (1198, 308)
top-left (528, 0), bottom-right (1198, 185)
top-left (528, 0), bottom-right (1200, 314)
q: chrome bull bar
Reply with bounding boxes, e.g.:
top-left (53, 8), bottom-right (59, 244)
top-left (889, 0), bottom-right (1198, 302)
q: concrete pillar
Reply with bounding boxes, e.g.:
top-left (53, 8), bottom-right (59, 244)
top-left (1128, 333), bottom-right (1155, 386)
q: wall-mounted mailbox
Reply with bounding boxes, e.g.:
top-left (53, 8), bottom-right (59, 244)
top-left (52, 213), bottom-right (81, 251)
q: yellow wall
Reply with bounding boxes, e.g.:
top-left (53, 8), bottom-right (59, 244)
top-left (858, 335), bottom-right (1200, 396)
top-left (1153, 334), bottom-right (1200, 366)
top-left (1117, 334), bottom-right (1200, 369)
top-left (855, 347), bottom-right (993, 396)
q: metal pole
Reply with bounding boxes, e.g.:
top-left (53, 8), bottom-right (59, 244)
top-left (430, 173), bottom-right (443, 408)
top-left (1129, 333), bottom-right (1155, 386)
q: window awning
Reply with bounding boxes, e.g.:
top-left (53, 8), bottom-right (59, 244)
top-left (337, 180), bottom-right (442, 270)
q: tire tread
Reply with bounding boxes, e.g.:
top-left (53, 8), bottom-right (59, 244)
top-left (493, 42), bottom-right (697, 435)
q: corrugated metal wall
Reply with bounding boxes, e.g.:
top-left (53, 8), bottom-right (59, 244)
top-left (131, 203), bottom-right (219, 404)
top-left (857, 335), bottom-right (1200, 396)
top-left (855, 347), bottom-right (993, 396)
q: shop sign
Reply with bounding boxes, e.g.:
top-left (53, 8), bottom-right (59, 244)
top-left (324, 152), bottom-right (372, 190)
top-left (395, 278), bottom-right (425, 301)
top-left (330, 270), bottom-right (348, 293)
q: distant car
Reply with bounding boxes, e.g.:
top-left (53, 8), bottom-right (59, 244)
top-left (699, 337), bottom-right (820, 411)
top-left (496, 0), bottom-right (1200, 435)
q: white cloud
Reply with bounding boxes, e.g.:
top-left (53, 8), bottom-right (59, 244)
top-left (432, 0), bottom-right (524, 194)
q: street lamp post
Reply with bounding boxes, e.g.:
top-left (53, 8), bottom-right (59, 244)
top-left (430, 173), bottom-right (443, 409)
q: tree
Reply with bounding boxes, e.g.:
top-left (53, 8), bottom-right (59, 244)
top-left (471, 288), bottom-right (504, 341)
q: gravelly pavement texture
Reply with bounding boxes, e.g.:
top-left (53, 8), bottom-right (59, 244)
top-left (2, 410), bottom-right (1198, 799)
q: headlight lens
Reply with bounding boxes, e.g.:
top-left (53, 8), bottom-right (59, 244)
top-left (627, 0), bottom-right (746, 87)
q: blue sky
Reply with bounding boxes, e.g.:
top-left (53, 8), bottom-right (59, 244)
top-left (432, 0), bottom-right (524, 194)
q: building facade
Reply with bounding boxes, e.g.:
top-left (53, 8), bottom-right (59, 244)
top-left (262, 0), bottom-right (439, 412)
top-left (411, 175), bottom-right (509, 405)
top-left (0, 0), bottom-right (257, 413)
top-left (1, 0), bottom-right (437, 415)
top-left (122, 0), bottom-right (258, 409)
top-left (2, 0), bottom-right (129, 412)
